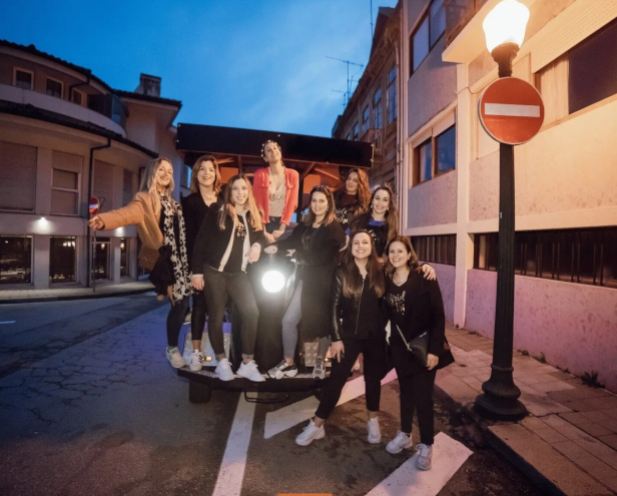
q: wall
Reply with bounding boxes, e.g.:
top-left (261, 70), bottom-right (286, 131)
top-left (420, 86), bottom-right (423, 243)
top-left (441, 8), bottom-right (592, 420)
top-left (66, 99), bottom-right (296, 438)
top-left (433, 263), bottom-right (456, 322)
top-left (465, 269), bottom-right (617, 393)
top-left (407, 169), bottom-right (457, 228)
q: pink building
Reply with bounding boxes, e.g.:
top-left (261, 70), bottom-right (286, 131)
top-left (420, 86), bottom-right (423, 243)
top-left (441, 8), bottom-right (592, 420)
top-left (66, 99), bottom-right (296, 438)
top-left (0, 40), bottom-right (185, 290)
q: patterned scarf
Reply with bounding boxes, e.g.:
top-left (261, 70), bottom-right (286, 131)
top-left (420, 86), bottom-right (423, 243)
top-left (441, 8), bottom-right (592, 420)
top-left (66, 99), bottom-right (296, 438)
top-left (159, 194), bottom-right (192, 303)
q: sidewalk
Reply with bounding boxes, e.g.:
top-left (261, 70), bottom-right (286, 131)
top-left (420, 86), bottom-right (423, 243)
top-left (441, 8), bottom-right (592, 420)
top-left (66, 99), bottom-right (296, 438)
top-left (438, 324), bottom-right (617, 496)
top-left (0, 280), bottom-right (154, 304)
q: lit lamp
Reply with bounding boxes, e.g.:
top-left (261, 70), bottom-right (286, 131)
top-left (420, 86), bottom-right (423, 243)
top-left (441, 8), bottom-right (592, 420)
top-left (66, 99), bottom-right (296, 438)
top-left (474, 0), bottom-right (530, 421)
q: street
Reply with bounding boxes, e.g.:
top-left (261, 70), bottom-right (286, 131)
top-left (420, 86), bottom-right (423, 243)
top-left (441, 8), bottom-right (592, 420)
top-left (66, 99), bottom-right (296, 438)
top-left (0, 296), bottom-right (544, 496)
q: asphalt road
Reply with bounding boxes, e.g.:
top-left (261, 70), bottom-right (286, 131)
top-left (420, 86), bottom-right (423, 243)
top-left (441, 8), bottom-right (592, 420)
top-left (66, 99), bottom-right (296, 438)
top-left (0, 297), bottom-right (545, 496)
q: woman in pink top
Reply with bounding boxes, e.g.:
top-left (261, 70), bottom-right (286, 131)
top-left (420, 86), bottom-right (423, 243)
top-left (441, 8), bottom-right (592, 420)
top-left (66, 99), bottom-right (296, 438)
top-left (253, 140), bottom-right (300, 243)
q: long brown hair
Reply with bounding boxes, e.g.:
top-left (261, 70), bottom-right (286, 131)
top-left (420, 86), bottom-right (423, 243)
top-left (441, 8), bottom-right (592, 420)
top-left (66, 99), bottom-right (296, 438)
top-left (218, 174), bottom-right (264, 231)
top-left (370, 184), bottom-right (399, 245)
top-left (189, 154), bottom-right (222, 195)
top-left (336, 168), bottom-right (371, 213)
top-left (384, 235), bottom-right (420, 278)
top-left (304, 185), bottom-right (336, 226)
top-left (341, 230), bottom-right (385, 298)
top-left (139, 157), bottom-right (174, 218)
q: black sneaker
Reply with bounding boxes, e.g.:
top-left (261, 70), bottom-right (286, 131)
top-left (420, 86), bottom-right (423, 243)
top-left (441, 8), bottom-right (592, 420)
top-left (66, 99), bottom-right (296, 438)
top-left (267, 360), bottom-right (298, 379)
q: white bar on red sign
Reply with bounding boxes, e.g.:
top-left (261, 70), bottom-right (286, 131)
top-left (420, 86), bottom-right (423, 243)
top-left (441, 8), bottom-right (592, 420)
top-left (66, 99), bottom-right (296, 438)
top-left (484, 103), bottom-right (541, 118)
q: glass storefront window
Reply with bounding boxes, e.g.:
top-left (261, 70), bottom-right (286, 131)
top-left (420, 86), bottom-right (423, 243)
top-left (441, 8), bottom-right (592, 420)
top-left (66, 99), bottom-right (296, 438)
top-left (120, 238), bottom-right (128, 277)
top-left (0, 236), bottom-right (32, 284)
top-left (95, 237), bottom-right (110, 280)
top-left (50, 237), bottom-right (76, 283)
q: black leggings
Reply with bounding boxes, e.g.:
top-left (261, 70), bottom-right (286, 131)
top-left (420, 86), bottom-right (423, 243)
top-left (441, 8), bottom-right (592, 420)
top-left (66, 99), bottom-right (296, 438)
top-left (166, 297), bottom-right (190, 347)
top-left (190, 290), bottom-right (207, 341)
top-left (315, 333), bottom-right (388, 420)
top-left (203, 266), bottom-right (259, 357)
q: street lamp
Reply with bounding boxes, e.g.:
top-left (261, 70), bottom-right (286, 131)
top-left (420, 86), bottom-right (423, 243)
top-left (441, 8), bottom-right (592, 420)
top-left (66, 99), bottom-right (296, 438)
top-left (474, 0), bottom-right (530, 421)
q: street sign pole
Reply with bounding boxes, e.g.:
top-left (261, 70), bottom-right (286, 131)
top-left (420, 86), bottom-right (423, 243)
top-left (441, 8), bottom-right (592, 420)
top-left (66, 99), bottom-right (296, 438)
top-left (89, 197), bottom-right (101, 294)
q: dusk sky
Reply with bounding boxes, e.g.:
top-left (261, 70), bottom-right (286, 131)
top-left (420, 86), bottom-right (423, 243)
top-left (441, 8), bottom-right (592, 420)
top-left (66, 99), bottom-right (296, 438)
top-left (3, 0), bottom-right (397, 137)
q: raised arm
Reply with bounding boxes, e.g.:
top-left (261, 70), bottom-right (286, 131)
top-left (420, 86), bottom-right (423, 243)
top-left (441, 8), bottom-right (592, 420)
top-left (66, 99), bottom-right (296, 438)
top-left (92, 196), bottom-right (145, 231)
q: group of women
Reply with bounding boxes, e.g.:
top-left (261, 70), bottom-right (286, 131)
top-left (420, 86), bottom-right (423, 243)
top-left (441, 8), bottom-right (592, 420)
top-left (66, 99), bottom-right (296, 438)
top-left (88, 141), bottom-right (454, 470)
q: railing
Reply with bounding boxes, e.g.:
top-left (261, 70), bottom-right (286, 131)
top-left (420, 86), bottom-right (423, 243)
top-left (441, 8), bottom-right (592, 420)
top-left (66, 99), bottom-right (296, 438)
top-left (445, 0), bottom-right (489, 46)
top-left (360, 128), bottom-right (383, 155)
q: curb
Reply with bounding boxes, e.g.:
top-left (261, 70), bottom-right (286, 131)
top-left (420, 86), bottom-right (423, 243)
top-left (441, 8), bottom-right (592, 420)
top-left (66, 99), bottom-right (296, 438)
top-left (0, 287), bottom-right (153, 305)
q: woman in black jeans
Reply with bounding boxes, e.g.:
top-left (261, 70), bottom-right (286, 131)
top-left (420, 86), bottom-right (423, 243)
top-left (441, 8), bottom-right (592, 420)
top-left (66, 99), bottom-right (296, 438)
top-left (295, 230), bottom-right (388, 446)
top-left (181, 154), bottom-right (223, 372)
top-left (191, 174), bottom-right (266, 382)
top-left (383, 236), bottom-right (454, 470)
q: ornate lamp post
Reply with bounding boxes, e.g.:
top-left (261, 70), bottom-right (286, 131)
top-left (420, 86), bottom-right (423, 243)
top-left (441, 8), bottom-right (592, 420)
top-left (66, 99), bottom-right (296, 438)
top-left (475, 0), bottom-right (530, 421)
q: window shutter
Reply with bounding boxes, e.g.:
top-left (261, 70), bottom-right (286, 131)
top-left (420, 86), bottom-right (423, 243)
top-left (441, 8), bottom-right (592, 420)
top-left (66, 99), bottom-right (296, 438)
top-left (0, 141), bottom-right (37, 211)
top-left (94, 160), bottom-right (114, 213)
top-left (52, 151), bottom-right (82, 174)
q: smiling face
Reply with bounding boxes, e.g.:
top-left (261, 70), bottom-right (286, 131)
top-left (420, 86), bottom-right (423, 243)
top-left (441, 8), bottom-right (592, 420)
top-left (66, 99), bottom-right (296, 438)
top-left (388, 240), bottom-right (412, 269)
top-left (263, 142), bottom-right (282, 164)
top-left (196, 160), bottom-right (216, 188)
top-left (155, 160), bottom-right (173, 189)
top-left (351, 232), bottom-right (372, 261)
top-left (310, 191), bottom-right (329, 218)
top-left (372, 188), bottom-right (390, 216)
top-left (345, 171), bottom-right (359, 195)
top-left (230, 178), bottom-right (249, 207)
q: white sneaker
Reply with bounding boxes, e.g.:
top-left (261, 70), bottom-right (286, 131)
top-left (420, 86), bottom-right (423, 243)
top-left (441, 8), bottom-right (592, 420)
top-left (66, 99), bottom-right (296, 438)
top-left (188, 349), bottom-right (204, 372)
top-left (237, 360), bottom-right (265, 382)
top-left (268, 360), bottom-right (299, 379)
top-left (312, 358), bottom-right (326, 380)
top-left (166, 347), bottom-right (186, 368)
top-left (367, 417), bottom-right (381, 444)
top-left (386, 431), bottom-right (413, 454)
top-left (295, 419), bottom-right (326, 446)
top-left (416, 443), bottom-right (433, 470)
top-left (215, 358), bottom-right (235, 381)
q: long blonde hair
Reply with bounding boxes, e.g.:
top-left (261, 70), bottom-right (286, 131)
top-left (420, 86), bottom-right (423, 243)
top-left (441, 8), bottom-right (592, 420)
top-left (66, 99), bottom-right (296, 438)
top-left (218, 174), bottom-right (264, 231)
top-left (189, 154), bottom-right (222, 195)
top-left (139, 157), bottom-right (175, 217)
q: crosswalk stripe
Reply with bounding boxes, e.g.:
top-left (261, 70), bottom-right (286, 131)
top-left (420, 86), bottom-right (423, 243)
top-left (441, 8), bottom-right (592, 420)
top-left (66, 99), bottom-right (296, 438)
top-left (364, 432), bottom-right (473, 496)
top-left (264, 368), bottom-right (398, 439)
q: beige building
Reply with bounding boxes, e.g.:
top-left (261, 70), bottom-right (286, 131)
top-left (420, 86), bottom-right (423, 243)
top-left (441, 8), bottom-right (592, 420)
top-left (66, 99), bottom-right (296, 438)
top-left (399, 0), bottom-right (617, 391)
top-left (332, 6), bottom-right (401, 190)
top-left (0, 40), bottom-right (183, 290)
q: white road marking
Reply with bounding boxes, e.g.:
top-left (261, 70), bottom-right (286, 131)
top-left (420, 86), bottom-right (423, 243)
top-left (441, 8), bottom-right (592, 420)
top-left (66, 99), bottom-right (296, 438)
top-left (212, 396), bottom-right (257, 496)
top-left (365, 432), bottom-right (473, 496)
top-left (0, 321), bottom-right (16, 324)
top-left (485, 103), bottom-right (540, 117)
top-left (264, 368), bottom-right (398, 439)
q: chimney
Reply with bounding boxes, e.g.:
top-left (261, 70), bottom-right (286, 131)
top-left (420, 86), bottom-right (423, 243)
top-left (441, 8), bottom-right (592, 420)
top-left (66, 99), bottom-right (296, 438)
top-left (135, 74), bottom-right (161, 97)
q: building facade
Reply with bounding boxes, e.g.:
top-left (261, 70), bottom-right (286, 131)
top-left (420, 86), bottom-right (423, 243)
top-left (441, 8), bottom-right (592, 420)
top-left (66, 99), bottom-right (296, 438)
top-left (400, 0), bottom-right (617, 391)
top-left (332, 6), bottom-right (401, 191)
top-left (0, 41), bottom-right (183, 290)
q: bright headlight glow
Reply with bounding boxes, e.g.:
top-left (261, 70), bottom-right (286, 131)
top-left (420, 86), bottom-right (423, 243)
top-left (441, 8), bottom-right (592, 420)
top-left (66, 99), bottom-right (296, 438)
top-left (262, 270), bottom-right (285, 293)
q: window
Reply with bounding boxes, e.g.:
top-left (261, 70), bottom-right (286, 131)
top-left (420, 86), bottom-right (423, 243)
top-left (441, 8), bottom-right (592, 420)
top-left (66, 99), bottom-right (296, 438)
top-left (95, 238), bottom-right (110, 280)
top-left (569, 19), bottom-right (617, 114)
top-left (353, 122), bottom-right (359, 141)
top-left (474, 227), bottom-right (617, 288)
top-left (411, 15), bottom-right (429, 73)
top-left (373, 88), bottom-right (383, 130)
top-left (429, 0), bottom-right (446, 47)
top-left (362, 105), bottom-right (370, 135)
top-left (71, 90), bottom-right (83, 106)
top-left (94, 160), bottom-right (114, 213)
top-left (14, 68), bottom-right (33, 90)
top-left (0, 141), bottom-right (37, 211)
top-left (414, 123), bottom-right (456, 185)
top-left (123, 169), bottom-right (134, 206)
top-left (345, 133), bottom-right (352, 141)
top-left (387, 67), bottom-right (397, 125)
top-left (46, 78), bottom-right (63, 98)
top-left (410, 235), bottom-right (456, 265)
top-left (50, 237), bottom-right (76, 283)
top-left (0, 236), bottom-right (32, 284)
top-left (120, 238), bottom-right (129, 277)
top-left (51, 169), bottom-right (79, 215)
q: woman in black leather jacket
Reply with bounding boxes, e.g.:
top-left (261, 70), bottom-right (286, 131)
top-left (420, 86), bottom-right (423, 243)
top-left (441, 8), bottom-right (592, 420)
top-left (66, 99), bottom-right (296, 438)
top-left (295, 230), bottom-right (388, 446)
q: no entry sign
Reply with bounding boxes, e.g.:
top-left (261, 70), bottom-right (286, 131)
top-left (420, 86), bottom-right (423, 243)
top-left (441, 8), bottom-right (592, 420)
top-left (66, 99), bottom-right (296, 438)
top-left (479, 77), bottom-right (544, 145)
top-left (89, 197), bottom-right (100, 216)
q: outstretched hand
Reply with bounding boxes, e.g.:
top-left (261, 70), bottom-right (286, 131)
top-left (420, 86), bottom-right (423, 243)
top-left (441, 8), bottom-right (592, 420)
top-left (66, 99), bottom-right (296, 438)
top-left (88, 216), bottom-right (105, 230)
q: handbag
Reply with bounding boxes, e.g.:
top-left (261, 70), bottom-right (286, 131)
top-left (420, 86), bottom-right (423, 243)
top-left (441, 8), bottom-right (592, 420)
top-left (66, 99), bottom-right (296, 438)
top-left (395, 324), bottom-right (429, 367)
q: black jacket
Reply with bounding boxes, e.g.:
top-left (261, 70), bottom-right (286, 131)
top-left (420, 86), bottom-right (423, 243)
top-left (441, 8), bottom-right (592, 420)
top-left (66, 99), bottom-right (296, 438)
top-left (385, 270), bottom-right (454, 371)
top-left (277, 220), bottom-right (346, 340)
top-left (181, 192), bottom-right (222, 271)
top-left (349, 212), bottom-right (390, 257)
top-left (331, 266), bottom-right (385, 341)
top-left (192, 204), bottom-right (265, 274)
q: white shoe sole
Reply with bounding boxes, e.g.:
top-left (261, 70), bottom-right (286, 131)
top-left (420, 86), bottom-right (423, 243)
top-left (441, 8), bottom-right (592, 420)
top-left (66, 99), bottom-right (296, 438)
top-left (215, 369), bottom-right (235, 381)
top-left (368, 435), bottom-right (382, 444)
top-left (168, 358), bottom-right (186, 369)
top-left (417, 460), bottom-right (432, 471)
top-left (189, 362), bottom-right (203, 372)
top-left (271, 368), bottom-right (298, 380)
top-left (295, 429), bottom-right (325, 446)
top-left (386, 443), bottom-right (413, 454)
top-left (237, 368), bottom-right (265, 382)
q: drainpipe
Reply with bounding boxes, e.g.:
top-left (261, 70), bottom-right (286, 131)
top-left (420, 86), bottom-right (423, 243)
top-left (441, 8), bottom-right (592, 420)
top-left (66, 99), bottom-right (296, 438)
top-left (393, 28), bottom-right (403, 224)
top-left (69, 70), bottom-right (91, 103)
top-left (86, 138), bottom-right (111, 288)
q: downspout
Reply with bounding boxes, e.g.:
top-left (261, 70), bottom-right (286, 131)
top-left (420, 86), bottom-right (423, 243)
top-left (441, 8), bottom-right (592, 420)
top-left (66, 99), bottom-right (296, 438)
top-left (69, 70), bottom-right (91, 103)
top-left (86, 137), bottom-right (112, 287)
top-left (394, 23), bottom-right (404, 228)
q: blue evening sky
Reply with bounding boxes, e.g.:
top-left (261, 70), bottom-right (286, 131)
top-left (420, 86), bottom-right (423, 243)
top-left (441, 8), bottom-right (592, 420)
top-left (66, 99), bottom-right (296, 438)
top-left (2, 0), bottom-right (397, 137)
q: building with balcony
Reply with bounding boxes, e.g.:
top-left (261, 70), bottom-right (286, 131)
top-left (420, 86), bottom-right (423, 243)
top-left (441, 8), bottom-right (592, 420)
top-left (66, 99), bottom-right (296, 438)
top-left (400, 0), bottom-right (617, 391)
top-left (0, 40), bottom-right (183, 291)
top-left (332, 5), bottom-right (401, 191)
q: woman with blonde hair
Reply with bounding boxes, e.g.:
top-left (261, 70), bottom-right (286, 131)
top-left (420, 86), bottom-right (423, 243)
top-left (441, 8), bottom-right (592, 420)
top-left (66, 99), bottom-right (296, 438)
top-left (191, 174), bottom-right (266, 382)
top-left (89, 157), bottom-right (194, 369)
top-left (181, 154), bottom-right (223, 371)
top-left (333, 168), bottom-right (371, 229)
